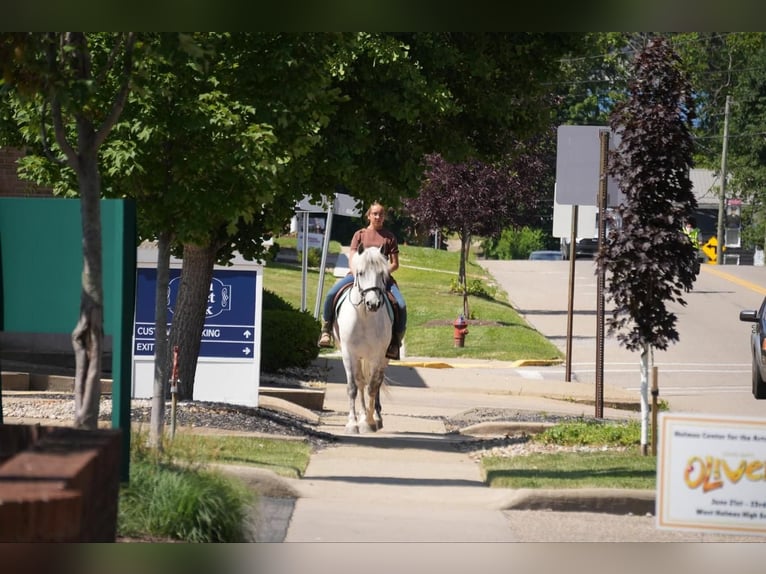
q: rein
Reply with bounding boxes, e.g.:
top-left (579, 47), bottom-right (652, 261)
top-left (350, 275), bottom-right (386, 307)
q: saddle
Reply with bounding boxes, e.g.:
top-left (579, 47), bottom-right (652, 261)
top-left (334, 282), bottom-right (398, 328)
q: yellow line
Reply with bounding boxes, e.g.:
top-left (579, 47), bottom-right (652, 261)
top-left (390, 359), bottom-right (563, 369)
top-left (702, 265), bottom-right (766, 295)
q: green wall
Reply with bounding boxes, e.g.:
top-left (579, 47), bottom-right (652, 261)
top-left (0, 197), bottom-right (136, 480)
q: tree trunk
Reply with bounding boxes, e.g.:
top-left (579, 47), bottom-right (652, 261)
top-left (72, 149), bottom-right (104, 430)
top-left (638, 343), bottom-right (652, 454)
top-left (168, 242), bottom-right (218, 401)
top-left (149, 232), bottom-right (172, 448)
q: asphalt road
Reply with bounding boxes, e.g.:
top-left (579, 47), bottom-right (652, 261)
top-left (480, 258), bottom-right (766, 419)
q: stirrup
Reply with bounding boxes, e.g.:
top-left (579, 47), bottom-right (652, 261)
top-left (318, 331), bottom-right (334, 348)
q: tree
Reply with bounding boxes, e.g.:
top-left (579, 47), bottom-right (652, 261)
top-left (138, 33), bottom-right (343, 404)
top-left (712, 34), bottom-right (766, 251)
top-left (0, 32), bottom-right (136, 429)
top-left (405, 137), bottom-right (551, 318)
top-left (600, 36), bottom-right (698, 451)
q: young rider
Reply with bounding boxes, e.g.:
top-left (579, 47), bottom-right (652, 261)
top-left (317, 201), bottom-right (407, 360)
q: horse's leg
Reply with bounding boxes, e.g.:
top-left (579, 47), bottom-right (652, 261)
top-left (365, 365), bottom-right (387, 432)
top-left (374, 385), bottom-right (383, 430)
top-left (357, 379), bottom-right (374, 433)
top-left (344, 358), bottom-right (360, 434)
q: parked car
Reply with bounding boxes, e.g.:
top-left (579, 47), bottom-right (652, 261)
top-left (528, 250), bottom-right (564, 261)
top-left (560, 237), bottom-right (599, 260)
top-left (738, 296), bottom-right (766, 399)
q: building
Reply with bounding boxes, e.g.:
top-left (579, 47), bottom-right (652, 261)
top-left (690, 168), bottom-right (752, 265)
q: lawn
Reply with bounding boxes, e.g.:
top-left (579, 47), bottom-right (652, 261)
top-left (264, 239), bottom-right (563, 361)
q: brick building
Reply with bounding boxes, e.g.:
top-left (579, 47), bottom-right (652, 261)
top-left (0, 147), bottom-right (52, 197)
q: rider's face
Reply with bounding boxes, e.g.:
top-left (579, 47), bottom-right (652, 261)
top-left (368, 207), bottom-right (385, 228)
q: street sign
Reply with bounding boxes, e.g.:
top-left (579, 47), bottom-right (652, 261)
top-left (555, 125), bottom-right (623, 207)
top-left (296, 192), bottom-right (361, 216)
top-left (134, 268), bottom-right (257, 359)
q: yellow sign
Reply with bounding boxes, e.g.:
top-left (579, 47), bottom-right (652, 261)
top-left (701, 236), bottom-right (726, 263)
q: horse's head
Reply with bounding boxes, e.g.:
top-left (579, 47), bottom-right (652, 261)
top-left (354, 244), bottom-right (390, 311)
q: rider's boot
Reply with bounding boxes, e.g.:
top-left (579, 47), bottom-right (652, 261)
top-left (317, 320), bottom-right (334, 348)
top-left (386, 332), bottom-right (402, 360)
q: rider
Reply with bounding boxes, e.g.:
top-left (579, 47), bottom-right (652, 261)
top-left (317, 201), bottom-right (407, 360)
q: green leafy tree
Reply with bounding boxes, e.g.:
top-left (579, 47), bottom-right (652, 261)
top-left (600, 36), bottom-right (697, 450)
top-left (716, 35), bottom-right (766, 250)
top-left (0, 32), bottom-right (136, 429)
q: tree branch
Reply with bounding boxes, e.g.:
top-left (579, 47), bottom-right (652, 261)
top-left (94, 32), bottom-right (135, 150)
top-left (37, 99), bottom-right (67, 167)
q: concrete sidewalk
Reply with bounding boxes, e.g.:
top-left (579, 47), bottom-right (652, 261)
top-left (244, 355), bottom-right (723, 543)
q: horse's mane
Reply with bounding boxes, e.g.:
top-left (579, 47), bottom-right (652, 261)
top-left (356, 246), bottom-right (390, 281)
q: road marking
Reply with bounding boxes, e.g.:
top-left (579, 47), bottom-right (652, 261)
top-left (517, 370), bottom-right (544, 380)
top-left (539, 367), bottom-right (750, 374)
top-left (703, 266), bottom-right (766, 295)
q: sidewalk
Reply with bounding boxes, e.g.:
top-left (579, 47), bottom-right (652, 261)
top-left (239, 354), bottom-right (762, 543)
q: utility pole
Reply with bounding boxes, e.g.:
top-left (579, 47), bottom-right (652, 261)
top-left (716, 94), bottom-right (731, 264)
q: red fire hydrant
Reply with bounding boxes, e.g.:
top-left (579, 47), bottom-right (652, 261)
top-left (453, 315), bottom-right (469, 347)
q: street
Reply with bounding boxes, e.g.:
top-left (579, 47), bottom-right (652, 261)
top-left (480, 258), bottom-right (766, 418)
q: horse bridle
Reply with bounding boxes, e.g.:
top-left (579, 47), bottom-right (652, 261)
top-left (350, 275), bottom-right (386, 307)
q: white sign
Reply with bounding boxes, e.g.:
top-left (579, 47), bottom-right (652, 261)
top-left (552, 186), bottom-right (598, 240)
top-left (656, 412), bottom-right (766, 536)
top-left (555, 125), bottom-right (623, 207)
top-left (296, 192), bottom-right (361, 217)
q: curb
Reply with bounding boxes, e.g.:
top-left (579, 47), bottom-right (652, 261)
top-left (502, 488), bottom-right (656, 515)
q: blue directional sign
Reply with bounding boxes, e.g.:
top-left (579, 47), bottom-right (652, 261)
top-left (134, 268), bottom-right (258, 359)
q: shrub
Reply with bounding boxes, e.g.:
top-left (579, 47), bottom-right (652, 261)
top-left (262, 288), bottom-right (295, 312)
top-left (260, 308), bottom-right (320, 372)
top-left (482, 226), bottom-right (547, 260)
top-left (449, 277), bottom-right (494, 298)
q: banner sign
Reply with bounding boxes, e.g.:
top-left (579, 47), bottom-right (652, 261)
top-left (656, 412), bottom-right (766, 536)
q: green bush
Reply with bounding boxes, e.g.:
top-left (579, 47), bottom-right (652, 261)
top-left (307, 247), bottom-right (322, 267)
top-left (261, 308), bottom-right (320, 372)
top-left (449, 277), bottom-right (495, 298)
top-left (482, 226), bottom-right (547, 260)
top-left (262, 288), bottom-right (296, 312)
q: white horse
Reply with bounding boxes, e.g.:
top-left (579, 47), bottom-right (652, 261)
top-left (334, 243), bottom-right (393, 434)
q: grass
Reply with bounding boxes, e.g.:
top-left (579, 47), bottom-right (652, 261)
top-left (483, 451), bottom-right (657, 489)
top-left (482, 419), bottom-right (657, 490)
top-left (167, 431), bottom-right (312, 479)
top-left (118, 430), bottom-right (314, 542)
top-left (264, 240), bottom-right (564, 361)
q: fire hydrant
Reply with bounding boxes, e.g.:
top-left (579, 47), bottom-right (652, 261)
top-left (453, 315), bottom-right (469, 347)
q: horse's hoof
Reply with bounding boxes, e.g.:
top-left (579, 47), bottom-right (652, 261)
top-left (344, 424), bottom-right (359, 434)
top-left (358, 422), bottom-right (372, 434)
